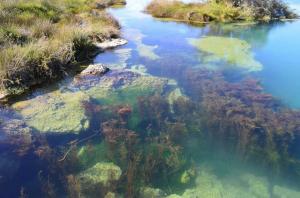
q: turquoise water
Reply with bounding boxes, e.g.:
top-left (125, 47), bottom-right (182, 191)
top-left (1, 0), bottom-right (300, 197)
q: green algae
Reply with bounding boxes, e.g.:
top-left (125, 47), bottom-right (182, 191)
top-left (11, 70), bottom-right (169, 134)
top-left (86, 74), bottom-right (168, 106)
top-left (180, 168), bottom-right (196, 184)
top-left (12, 91), bottom-right (90, 133)
top-left (77, 142), bottom-right (109, 169)
top-left (188, 36), bottom-right (262, 71)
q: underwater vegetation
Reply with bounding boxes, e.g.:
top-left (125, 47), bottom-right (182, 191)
top-left (11, 69), bottom-right (168, 134)
top-left (188, 36), bottom-right (262, 71)
top-left (181, 68), bottom-right (300, 178)
top-left (2, 66), bottom-right (300, 197)
top-left (12, 91), bottom-right (90, 133)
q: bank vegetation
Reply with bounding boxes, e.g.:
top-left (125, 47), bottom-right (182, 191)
top-left (0, 0), bottom-right (126, 98)
top-left (146, 0), bottom-right (297, 23)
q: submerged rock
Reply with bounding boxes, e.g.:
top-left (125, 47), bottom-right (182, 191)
top-left (188, 36), bottom-right (262, 71)
top-left (88, 72), bottom-right (168, 105)
top-left (76, 162), bottom-right (122, 196)
top-left (180, 168), bottom-right (196, 184)
top-left (139, 187), bottom-right (166, 198)
top-left (12, 68), bottom-right (169, 134)
top-left (72, 69), bottom-right (168, 106)
top-left (12, 91), bottom-right (90, 134)
top-left (95, 38), bottom-right (128, 50)
top-left (72, 70), bottom-right (140, 90)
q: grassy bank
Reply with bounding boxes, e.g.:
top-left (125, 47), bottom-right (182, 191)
top-left (146, 0), bottom-right (297, 23)
top-left (0, 0), bottom-right (125, 98)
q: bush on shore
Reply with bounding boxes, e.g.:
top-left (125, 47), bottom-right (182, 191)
top-left (0, 0), bottom-right (124, 97)
top-left (146, 0), bottom-right (297, 23)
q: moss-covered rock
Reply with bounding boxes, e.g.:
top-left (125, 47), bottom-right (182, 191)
top-left (12, 69), bottom-right (169, 134)
top-left (12, 91), bottom-right (90, 133)
top-left (83, 70), bottom-right (168, 106)
top-left (180, 168), bottom-right (196, 184)
top-left (76, 162), bottom-right (122, 196)
top-left (188, 36), bottom-right (262, 71)
top-left (139, 187), bottom-right (166, 198)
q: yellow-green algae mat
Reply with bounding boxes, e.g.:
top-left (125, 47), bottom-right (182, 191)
top-left (12, 73), bottom-right (168, 134)
top-left (188, 36), bottom-right (262, 71)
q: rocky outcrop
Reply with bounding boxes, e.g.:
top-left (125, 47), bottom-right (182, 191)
top-left (80, 64), bottom-right (110, 76)
top-left (95, 38), bottom-right (128, 51)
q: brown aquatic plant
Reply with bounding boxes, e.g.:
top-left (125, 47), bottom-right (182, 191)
top-left (137, 95), bottom-right (170, 134)
top-left (182, 68), bottom-right (300, 175)
top-left (66, 174), bottom-right (81, 198)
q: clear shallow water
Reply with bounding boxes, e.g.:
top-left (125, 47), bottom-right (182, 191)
top-left (97, 0), bottom-right (300, 109)
top-left (1, 0), bottom-right (300, 197)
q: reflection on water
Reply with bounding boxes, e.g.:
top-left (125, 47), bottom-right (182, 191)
top-left (1, 0), bottom-right (300, 197)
